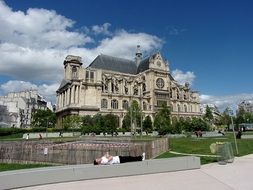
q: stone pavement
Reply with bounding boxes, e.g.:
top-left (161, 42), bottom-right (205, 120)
top-left (15, 154), bottom-right (253, 190)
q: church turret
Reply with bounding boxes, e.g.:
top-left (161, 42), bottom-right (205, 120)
top-left (63, 55), bottom-right (82, 80)
top-left (135, 45), bottom-right (142, 67)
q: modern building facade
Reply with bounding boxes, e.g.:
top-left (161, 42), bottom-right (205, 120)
top-left (56, 46), bottom-right (201, 127)
top-left (0, 90), bottom-right (48, 128)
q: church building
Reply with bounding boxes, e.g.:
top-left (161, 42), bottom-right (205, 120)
top-left (56, 46), bottom-right (201, 127)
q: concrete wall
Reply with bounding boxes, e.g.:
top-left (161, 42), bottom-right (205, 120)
top-left (0, 156), bottom-right (200, 190)
top-left (0, 138), bottom-right (168, 165)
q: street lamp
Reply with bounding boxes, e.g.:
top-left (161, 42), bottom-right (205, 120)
top-left (46, 117), bottom-right (48, 138)
top-left (228, 108), bottom-right (239, 155)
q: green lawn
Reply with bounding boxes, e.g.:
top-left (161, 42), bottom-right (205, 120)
top-left (156, 132), bottom-right (253, 164)
top-left (0, 163), bottom-right (53, 172)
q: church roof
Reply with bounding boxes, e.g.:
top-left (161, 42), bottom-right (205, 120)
top-left (137, 56), bottom-right (150, 73)
top-left (88, 54), bottom-right (137, 74)
top-left (57, 79), bottom-right (71, 92)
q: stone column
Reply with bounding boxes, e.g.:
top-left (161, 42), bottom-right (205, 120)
top-left (77, 86), bottom-right (80, 103)
top-left (75, 85), bottom-right (79, 104)
top-left (73, 85), bottom-right (76, 104)
top-left (64, 91), bottom-right (67, 106)
top-left (71, 86), bottom-right (74, 104)
top-left (69, 87), bottom-right (72, 105)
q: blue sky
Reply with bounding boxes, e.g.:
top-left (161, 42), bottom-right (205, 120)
top-left (0, 0), bottom-right (253, 111)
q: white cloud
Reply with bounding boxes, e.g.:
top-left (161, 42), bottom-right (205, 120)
top-left (92, 23), bottom-right (112, 35)
top-left (0, 80), bottom-right (58, 102)
top-left (171, 69), bottom-right (195, 86)
top-left (0, 1), bottom-right (164, 103)
top-left (200, 93), bottom-right (253, 112)
top-left (0, 1), bottom-right (92, 49)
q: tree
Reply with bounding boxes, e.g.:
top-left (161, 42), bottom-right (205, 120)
top-left (62, 115), bottom-right (82, 130)
top-left (154, 104), bottom-right (171, 135)
top-left (191, 117), bottom-right (209, 132)
top-left (123, 100), bottom-right (142, 133)
top-left (143, 115), bottom-right (153, 133)
top-left (82, 115), bottom-right (93, 127)
top-left (204, 105), bottom-right (214, 123)
top-left (122, 114), bottom-right (131, 131)
top-left (104, 114), bottom-right (119, 134)
top-left (218, 107), bottom-right (232, 129)
top-left (31, 109), bottom-right (56, 128)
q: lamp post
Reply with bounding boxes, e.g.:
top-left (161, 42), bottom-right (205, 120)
top-left (46, 117), bottom-right (48, 138)
top-left (140, 82), bottom-right (143, 139)
top-left (229, 108), bottom-right (239, 155)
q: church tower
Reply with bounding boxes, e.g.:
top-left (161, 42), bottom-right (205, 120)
top-left (63, 55), bottom-right (82, 80)
top-left (135, 45), bottom-right (142, 67)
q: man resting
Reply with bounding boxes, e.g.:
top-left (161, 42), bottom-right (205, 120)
top-left (94, 152), bottom-right (145, 165)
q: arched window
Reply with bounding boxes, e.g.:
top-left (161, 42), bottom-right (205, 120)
top-left (111, 99), bottom-right (118, 109)
top-left (170, 104), bottom-right (173, 112)
top-left (72, 67), bottom-right (77, 79)
top-left (143, 102), bottom-right (147, 110)
top-left (177, 104), bottom-right (180, 112)
top-left (101, 99), bottom-right (108, 108)
top-left (122, 100), bottom-right (129, 110)
top-left (177, 90), bottom-right (180, 99)
top-left (184, 105), bottom-right (187, 112)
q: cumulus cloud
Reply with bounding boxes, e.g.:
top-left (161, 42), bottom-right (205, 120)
top-left (0, 80), bottom-right (58, 102)
top-left (171, 69), bottom-right (195, 86)
top-left (0, 1), bottom-right (164, 103)
top-left (200, 93), bottom-right (253, 112)
top-left (0, 1), bottom-right (92, 49)
top-left (92, 23), bottom-right (112, 35)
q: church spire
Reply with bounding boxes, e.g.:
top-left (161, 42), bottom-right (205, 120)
top-left (135, 45), bottom-right (142, 66)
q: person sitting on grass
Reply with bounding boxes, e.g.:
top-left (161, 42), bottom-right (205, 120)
top-left (94, 152), bottom-right (145, 165)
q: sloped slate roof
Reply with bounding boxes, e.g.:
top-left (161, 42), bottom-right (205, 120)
top-left (137, 56), bottom-right (150, 73)
top-left (88, 54), bottom-right (137, 74)
top-left (57, 79), bottom-right (71, 92)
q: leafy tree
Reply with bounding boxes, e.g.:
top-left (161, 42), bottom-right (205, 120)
top-left (92, 114), bottom-right (105, 133)
top-left (154, 104), bottom-right (171, 135)
top-left (218, 107), bottom-right (232, 129)
top-left (122, 114), bottom-right (131, 131)
top-left (191, 117), bottom-right (209, 131)
top-left (204, 105), bottom-right (214, 123)
top-left (143, 115), bottom-right (153, 133)
top-left (82, 115), bottom-right (93, 127)
top-left (62, 115), bottom-right (82, 130)
top-left (104, 114), bottom-right (119, 134)
top-left (31, 109), bottom-right (56, 128)
top-left (123, 100), bottom-right (142, 133)
top-left (244, 112), bottom-right (253, 123)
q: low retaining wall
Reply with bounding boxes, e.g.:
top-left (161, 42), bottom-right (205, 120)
top-left (0, 138), bottom-right (168, 164)
top-left (0, 156), bottom-right (200, 190)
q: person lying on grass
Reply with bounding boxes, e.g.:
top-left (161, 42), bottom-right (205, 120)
top-left (94, 152), bottom-right (145, 165)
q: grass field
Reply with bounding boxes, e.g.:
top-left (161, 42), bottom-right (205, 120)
top-left (0, 163), bottom-right (53, 172)
top-left (157, 132), bottom-right (253, 164)
top-left (1, 132), bottom-right (253, 170)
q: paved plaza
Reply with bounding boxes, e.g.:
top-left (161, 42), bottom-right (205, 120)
top-left (14, 154), bottom-right (253, 190)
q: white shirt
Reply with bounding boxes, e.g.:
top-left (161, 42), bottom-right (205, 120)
top-left (101, 156), bottom-right (120, 165)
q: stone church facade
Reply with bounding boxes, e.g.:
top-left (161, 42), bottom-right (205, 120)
top-left (56, 46), bottom-right (201, 127)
